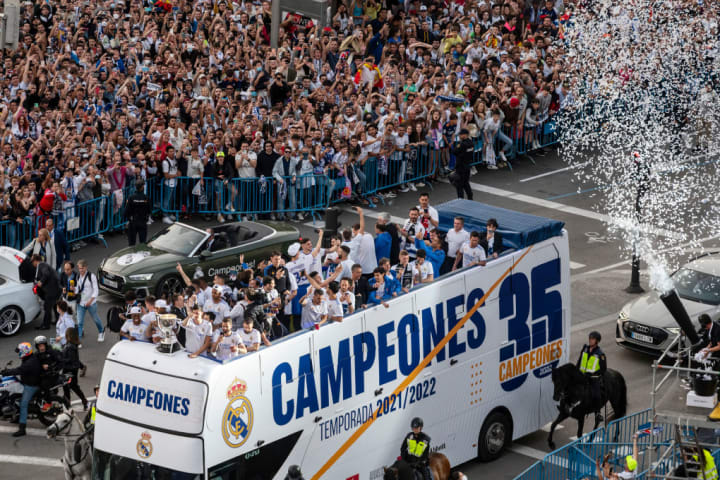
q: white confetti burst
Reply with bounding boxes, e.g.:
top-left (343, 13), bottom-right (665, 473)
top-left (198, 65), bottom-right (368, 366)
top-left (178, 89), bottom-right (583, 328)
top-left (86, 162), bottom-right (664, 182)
top-left (557, 0), bottom-right (720, 288)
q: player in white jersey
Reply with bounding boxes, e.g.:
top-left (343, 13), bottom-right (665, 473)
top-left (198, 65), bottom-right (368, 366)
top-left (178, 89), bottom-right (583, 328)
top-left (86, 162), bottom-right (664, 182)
top-left (211, 318), bottom-right (246, 361)
top-left (454, 231), bottom-right (488, 269)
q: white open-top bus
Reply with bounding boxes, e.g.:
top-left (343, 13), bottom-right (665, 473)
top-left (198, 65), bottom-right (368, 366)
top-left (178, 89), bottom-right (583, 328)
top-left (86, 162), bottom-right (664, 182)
top-left (92, 199), bottom-right (571, 480)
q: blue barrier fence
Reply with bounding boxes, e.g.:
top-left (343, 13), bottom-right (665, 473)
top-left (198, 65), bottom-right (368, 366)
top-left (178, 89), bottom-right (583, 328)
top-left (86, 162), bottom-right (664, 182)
top-left (0, 115), bottom-right (561, 250)
top-left (514, 409), bottom-right (719, 480)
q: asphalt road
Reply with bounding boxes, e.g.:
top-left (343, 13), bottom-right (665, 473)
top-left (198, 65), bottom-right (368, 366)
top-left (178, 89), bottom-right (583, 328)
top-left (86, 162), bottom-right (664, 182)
top-left (1, 147), bottom-right (719, 479)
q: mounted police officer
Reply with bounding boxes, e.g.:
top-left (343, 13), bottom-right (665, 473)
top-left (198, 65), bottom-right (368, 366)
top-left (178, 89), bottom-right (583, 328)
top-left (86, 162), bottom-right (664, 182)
top-left (124, 179), bottom-right (151, 246)
top-left (577, 331), bottom-right (606, 423)
top-left (400, 417), bottom-right (432, 480)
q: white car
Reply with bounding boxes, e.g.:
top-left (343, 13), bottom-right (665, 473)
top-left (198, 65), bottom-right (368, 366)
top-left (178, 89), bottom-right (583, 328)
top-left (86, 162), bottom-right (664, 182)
top-left (0, 247), bottom-right (42, 336)
top-left (616, 253), bottom-right (720, 356)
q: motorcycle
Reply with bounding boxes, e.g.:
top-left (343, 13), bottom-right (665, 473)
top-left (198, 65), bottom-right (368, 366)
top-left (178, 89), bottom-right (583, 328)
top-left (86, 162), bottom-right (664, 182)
top-left (0, 361), bottom-right (71, 426)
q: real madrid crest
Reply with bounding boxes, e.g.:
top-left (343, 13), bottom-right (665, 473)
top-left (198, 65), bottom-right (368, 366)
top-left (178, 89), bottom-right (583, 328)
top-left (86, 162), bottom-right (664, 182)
top-left (222, 378), bottom-right (254, 448)
top-left (136, 431), bottom-right (153, 459)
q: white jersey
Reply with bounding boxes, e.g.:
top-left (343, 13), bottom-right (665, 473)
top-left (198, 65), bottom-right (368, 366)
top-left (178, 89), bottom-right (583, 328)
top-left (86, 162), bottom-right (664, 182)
top-left (301, 299), bottom-right (328, 329)
top-left (212, 331), bottom-right (243, 361)
top-left (183, 320), bottom-right (212, 353)
top-left (338, 290), bottom-right (355, 315)
top-left (203, 299), bottom-right (231, 326)
top-left (459, 242), bottom-right (487, 268)
top-left (417, 205), bottom-right (439, 233)
top-left (353, 233), bottom-right (377, 274)
top-left (121, 320), bottom-right (148, 341)
top-left (446, 228), bottom-right (470, 258)
top-left (327, 297), bottom-right (344, 321)
top-left (55, 313), bottom-right (75, 346)
top-left (286, 260), bottom-right (309, 288)
top-left (238, 328), bottom-right (262, 348)
top-left (337, 257), bottom-right (355, 280)
top-left (413, 261), bottom-right (433, 282)
top-left (298, 249), bottom-right (323, 278)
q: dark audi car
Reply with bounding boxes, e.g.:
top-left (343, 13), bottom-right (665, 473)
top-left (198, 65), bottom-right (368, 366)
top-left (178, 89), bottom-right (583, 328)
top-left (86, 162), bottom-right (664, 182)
top-left (98, 221), bottom-right (299, 298)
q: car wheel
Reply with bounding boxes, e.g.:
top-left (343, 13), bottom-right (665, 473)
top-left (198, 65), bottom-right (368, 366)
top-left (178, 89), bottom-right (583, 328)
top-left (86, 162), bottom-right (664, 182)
top-left (155, 275), bottom-right (183, 298)
top-left (477, 411), bottom-right (512, 462)
top-left (0, 306), bottom-right (24, 336)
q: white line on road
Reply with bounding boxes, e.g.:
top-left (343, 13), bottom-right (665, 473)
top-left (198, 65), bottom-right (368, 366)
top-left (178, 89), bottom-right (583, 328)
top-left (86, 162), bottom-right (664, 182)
top-left (570, 261), bottom-right (586, 270)
top-left (519, 162), bottom-right (590, 183)
top-left (0, 454), bottom-right (62, 468)
top-left (509, 444), bottom-right (548, 461)
top-left (575, 233), bottom-right (720, 278)
top-left (0, 425), bottom-right (47, 437)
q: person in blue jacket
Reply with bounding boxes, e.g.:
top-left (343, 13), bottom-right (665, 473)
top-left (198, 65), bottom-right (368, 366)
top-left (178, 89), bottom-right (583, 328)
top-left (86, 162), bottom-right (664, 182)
top-left (367, 267), bottom-right (395, 307)
top-left (414, 231), bottom-right (446, 278)
top-left (374, 223), bottom-right (392, 264)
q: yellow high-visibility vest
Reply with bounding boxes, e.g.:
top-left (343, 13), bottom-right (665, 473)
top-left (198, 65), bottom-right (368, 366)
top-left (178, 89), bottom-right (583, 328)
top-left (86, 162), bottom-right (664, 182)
top-left (90, 406), bottom-right (96, 424)
top-left (407, 438), bottom-right (428, 457)
top-left (693, 450), bottom-right (718, 480)
top-left (579, 351), bottom-right (600, 374)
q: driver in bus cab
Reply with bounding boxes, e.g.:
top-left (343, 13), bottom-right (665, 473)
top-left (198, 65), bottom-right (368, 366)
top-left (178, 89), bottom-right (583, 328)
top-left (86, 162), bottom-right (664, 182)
top-left (401, 417), bottom-right (432, 480)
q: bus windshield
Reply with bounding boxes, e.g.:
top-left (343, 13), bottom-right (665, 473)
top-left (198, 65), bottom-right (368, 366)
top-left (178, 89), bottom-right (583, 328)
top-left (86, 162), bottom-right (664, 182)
top-left (93, 450), bottom-right (201, 480)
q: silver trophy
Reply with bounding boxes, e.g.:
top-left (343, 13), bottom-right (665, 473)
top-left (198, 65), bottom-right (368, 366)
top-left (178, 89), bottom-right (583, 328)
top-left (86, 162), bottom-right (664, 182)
top-left (156, 313), bottom-right (179, 354)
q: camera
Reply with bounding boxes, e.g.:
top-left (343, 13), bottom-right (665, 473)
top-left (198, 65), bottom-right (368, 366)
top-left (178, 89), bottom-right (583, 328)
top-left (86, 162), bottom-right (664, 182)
top-left (248, 289), bottom-right (266, 303)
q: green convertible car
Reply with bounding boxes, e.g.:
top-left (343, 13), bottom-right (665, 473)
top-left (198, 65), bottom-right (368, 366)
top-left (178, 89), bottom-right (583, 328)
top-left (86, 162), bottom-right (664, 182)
top-left (98, 221), bottom-right (299, 298)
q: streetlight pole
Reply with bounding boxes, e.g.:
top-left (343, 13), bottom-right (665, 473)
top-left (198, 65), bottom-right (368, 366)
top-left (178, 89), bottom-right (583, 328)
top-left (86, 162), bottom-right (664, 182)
top-left (626, 153), bottom-right (647, 294)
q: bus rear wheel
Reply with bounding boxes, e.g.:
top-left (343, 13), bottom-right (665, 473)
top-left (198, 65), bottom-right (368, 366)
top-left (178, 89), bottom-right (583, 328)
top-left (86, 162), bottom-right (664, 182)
top-left (478, 411), bottom-right (512, 462)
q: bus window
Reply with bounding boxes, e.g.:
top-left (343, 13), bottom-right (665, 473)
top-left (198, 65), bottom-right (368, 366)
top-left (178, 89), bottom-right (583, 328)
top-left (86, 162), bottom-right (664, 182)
top-left (93, 449), bottom-right (201, 480)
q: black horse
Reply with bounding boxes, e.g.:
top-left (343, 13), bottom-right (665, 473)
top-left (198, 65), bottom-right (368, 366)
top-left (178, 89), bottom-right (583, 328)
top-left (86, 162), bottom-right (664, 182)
top-left (547, 363), bottom-right (627, 449)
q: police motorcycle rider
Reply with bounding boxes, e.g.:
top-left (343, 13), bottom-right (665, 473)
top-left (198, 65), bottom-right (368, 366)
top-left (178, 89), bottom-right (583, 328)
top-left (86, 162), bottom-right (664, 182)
top-left (33, 335), bottom-right (62, 393)
top-left (1, 342), bottom-right (42, 437)
top-left (401, 417), bottom-right (432, 480)
top-left (577, 331), bottom-right (607, 424)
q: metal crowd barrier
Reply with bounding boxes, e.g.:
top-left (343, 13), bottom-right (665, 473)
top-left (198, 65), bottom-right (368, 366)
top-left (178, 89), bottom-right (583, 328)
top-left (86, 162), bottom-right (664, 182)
top-left (513, 409), bottom-right (720, 480)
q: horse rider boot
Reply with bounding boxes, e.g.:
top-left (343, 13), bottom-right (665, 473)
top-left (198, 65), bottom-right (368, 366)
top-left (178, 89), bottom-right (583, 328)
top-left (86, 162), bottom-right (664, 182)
top-left (577, 331), bottom-right (607, 424)
top-left (401, 417), bottom-right (432, 480)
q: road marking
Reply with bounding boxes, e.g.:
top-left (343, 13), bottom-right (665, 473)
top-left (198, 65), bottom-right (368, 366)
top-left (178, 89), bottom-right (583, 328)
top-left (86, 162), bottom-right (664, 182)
top-left (0, 454), bottom-right (62, 468)
top-left (570, 261), bottom-right (586, 270)
top-left (541, 422), bottom-right (564, 432)
top-left (509, 444), bottom-right (548, 461)
top-left (575, 233), bottom-right (720, 278)
top-left (0, 425), bottom-right (47, 437)
top-left (70, 396), bottom-right (96, 406)
top-left (519, 162), bottom-right (590, 183)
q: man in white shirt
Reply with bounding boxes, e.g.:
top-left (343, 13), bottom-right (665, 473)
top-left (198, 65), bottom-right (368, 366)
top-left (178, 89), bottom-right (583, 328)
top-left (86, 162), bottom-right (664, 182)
top-left (211, 318), bottom-right (246, 361)
top-left (392, 250), bottom-right (415, 293)
top-left (120, 307), bottom-right (149, 341)
top-left (351, 207), bottom-right (377, 277)
top-left (75, 259), bottom-right (105, 342)
top-left (238, 317), bottom-right (262, 352)
top-left (326, 282), bottom-right (344, 323)
top-left (444, 216), bottom-right (470, 274)
top-left (183, 305), bottom-right (213, 358)
top-left (298, 231), bottom-right (324, 280)
top-left (300, 288), bottom-right (329, 329)
top-left (338, 278), bottom-right (356, 316)
top-left (417, 192), bottom-right (439, 236)
top-left (454, 231), bottom-right (487, 270)
top-left (203, 285), bottom-right (231, 329)
top-left (400, 207), bottom-right (426, 260)
top-left (413, 250), bottom-right (434, 284)
top-left (335, 245), bottom-right (355, 281)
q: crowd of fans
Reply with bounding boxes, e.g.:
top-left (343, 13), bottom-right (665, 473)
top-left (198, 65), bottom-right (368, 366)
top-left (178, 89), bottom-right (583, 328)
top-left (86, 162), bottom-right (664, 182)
top-left (0, 0), bottom-right (583, 236)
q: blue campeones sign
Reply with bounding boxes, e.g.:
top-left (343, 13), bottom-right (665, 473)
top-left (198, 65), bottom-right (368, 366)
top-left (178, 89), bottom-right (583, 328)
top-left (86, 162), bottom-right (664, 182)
top-left (271, 258), bottom-right (563, 425)
top-left (106, 380), bottom-right (191, 416)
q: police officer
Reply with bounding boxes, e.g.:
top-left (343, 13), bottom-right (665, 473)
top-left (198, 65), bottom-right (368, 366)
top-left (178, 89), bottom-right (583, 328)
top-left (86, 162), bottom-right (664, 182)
top-left (450, 129), bottom-right (474, 200)
top-left (401, 417), bottom-right (432, 480)
top-left (577, 331), bottom-right (606, 422)
top-left (124, 179), bottom-right (151, 246)
top-left (0, 342), bottom-right (42, 437)
top-left (34, 335), bottom-right (61, 393)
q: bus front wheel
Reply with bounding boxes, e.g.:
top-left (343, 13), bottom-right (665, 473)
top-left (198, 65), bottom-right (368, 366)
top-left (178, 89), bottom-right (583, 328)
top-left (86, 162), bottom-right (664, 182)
top-left (477, 411), bottom-right (512, 462)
